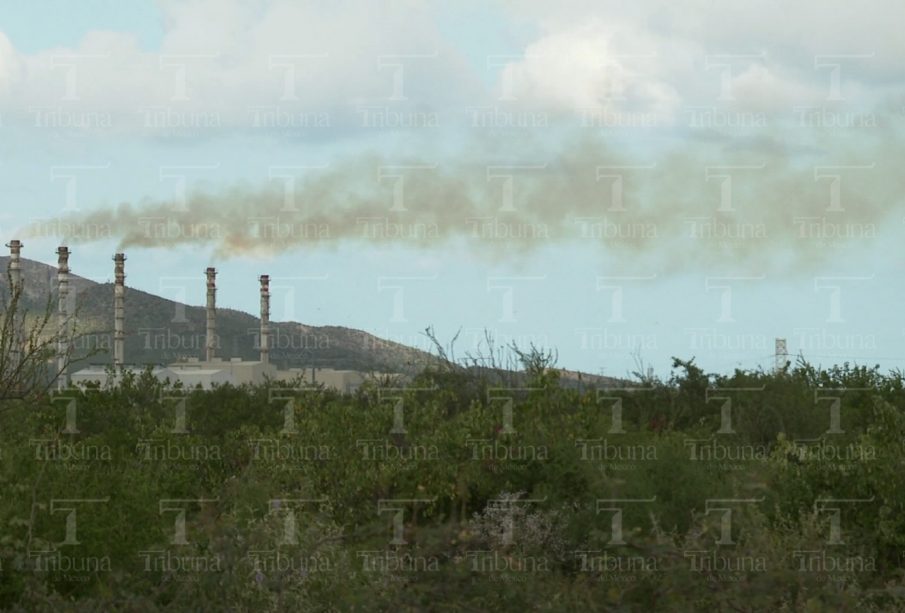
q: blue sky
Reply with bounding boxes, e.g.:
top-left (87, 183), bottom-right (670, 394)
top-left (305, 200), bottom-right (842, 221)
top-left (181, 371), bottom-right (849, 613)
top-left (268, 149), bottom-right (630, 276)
top-left (1, 0), bottom-right (903, 377)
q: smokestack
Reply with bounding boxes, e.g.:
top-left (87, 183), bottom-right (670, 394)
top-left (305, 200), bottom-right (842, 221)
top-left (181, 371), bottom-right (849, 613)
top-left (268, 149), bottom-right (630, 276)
top-left (56, 246), bottom-right (70, 391)
top-left (259, 275), bottom-right (270, 364)
top-left (205, 267), bottom-right (217, 362)
top-left (7, 239), bottom-right (22, 292)
top-left (6, 240), bottom-right (23, 372)
top-left (113, 253), bottom-right (125, 368)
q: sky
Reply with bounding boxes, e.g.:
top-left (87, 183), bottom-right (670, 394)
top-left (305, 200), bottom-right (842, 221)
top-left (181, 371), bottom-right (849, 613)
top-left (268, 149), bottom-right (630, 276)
top-left (1, 0), bottom-right (903, 378)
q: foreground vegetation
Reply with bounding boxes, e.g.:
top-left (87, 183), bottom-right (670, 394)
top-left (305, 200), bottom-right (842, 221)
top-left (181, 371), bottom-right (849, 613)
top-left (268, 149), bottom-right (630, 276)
top-left (0, 356), bottom-right (904, 611)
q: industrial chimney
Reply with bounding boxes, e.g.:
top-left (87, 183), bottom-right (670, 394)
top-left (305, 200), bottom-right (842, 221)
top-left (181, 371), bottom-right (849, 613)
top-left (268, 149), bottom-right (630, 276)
top-left (205, 267), bottom-right (217, 362)
top-left (7, 239), bottom-right (22, 292)
top-left (56, 246), bottom-right (71, 390)
top-left (6, 240), bottom-right (23, 372)
top-left (113, 253), bottom-right (126, 368)
top-left (259, 275), bottom-right (270, 364)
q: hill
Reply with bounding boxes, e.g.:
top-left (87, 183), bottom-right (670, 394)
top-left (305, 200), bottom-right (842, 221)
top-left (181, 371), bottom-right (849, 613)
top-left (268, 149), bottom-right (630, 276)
top-left (0, 256), bottom-right (620, 386)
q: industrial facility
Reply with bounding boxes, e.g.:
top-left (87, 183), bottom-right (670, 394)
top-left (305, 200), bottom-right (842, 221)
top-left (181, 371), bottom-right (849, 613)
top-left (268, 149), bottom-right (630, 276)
top-left (4, 241), bottom-right (383, 392)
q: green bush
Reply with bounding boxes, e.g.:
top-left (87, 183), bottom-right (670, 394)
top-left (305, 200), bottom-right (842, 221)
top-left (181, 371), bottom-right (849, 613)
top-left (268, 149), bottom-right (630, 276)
top-left (0, 359), bottom-right (903, 610)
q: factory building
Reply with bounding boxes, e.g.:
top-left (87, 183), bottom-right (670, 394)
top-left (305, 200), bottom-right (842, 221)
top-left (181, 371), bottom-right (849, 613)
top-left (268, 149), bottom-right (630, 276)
top-left (7, 241), bottom-right (388, 392)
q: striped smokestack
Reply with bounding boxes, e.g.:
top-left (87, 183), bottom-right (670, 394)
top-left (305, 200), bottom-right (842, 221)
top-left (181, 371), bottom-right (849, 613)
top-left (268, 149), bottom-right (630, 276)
top-left (56, 246), bottom-right (71, 390)
top-left (113, 253), bottom-right (125, 368)
top-left (205, 267), bottom-right (217, 361)
top-left (6, 240), bottom-right (23, 372)
top-left (259, 275), bottom-right (270, 364)
top-left (7, 239), bottom-right (22, 291)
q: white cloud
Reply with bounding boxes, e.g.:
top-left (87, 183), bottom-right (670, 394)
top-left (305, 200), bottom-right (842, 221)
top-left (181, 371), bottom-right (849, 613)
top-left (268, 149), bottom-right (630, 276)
top-left (502, 21), bottom-right (680, 119)
top-left (0, 0), bottom-right (483, 128)
top-left (0, 32), bottom-right (20, 94)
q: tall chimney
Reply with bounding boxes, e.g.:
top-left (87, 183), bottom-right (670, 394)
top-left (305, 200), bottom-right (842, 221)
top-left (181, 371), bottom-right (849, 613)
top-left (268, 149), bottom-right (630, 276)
top-left (113, 253), bottom-right (125, 368)
top-left (6, 240), bottom-right (23, 372)
top-left (205, 267), bottom-right (217, 362)
top-left (7, 239), bottom-right (22, 292)
top-left (259, 275), bottom-right (270, 364)
top-left (56, 246), bottom-right (71, 390)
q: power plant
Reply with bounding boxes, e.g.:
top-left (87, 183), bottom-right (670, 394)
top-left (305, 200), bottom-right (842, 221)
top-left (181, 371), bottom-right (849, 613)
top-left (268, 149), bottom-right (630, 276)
top-left (4, 241), bottom-right (385, 392)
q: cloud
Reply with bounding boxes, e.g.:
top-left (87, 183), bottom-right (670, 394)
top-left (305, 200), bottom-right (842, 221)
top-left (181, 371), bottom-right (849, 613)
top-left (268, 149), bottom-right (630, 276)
top-left (502, 21), bottom-right (680, 120)
top-left (501, 0), bottom-right (905, 105)
top-left (0, 0), bottom-right (484, 129)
